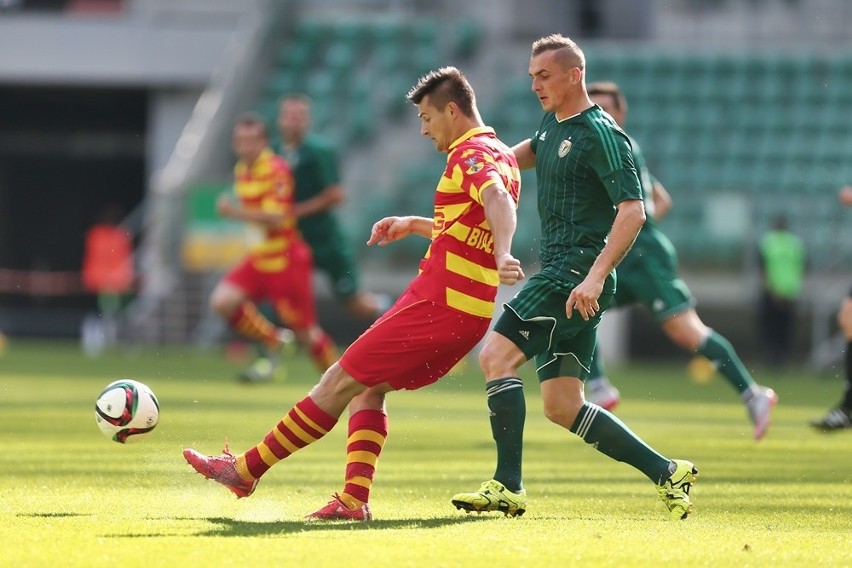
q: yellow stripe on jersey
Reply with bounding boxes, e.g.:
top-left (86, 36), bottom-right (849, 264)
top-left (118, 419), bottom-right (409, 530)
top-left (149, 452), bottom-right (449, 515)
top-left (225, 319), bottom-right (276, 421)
top-left (447, 163), bottom-right (495, 203)
top-left (445, 222), bottom-right (472, 243)
top-left (255, 237), bottom-right (286, 255)
top-left (253, 257), bottom-right (286, 272)
top-left (446, 288), bottom-right (495, 319)
top-left (446, 251), bottom-right (499, 286)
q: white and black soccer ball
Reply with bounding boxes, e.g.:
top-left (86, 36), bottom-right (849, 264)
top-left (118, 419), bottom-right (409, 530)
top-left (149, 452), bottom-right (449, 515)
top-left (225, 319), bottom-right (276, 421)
top-left (94, 379), bottom-right (159, 444)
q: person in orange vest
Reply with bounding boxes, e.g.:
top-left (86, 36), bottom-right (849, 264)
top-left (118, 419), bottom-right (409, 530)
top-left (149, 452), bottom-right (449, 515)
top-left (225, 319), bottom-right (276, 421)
top-left (81, 204), bottom-right (134, 354)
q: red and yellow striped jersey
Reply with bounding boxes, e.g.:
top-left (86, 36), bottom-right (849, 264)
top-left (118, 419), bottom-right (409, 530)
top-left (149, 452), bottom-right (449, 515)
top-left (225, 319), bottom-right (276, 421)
top-left (233, 148), bottom-right (300, 272)
top-left (409, 127), bottom-right (521, 318)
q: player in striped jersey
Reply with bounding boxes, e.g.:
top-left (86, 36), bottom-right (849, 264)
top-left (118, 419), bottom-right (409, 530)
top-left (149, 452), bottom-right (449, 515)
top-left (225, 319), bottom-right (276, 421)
top-left (451, 34), bottom-right (697, 520)
top-left (209, 114), bottom-right (335, 375)
top-left (184, 67), bottom-right (525, 520)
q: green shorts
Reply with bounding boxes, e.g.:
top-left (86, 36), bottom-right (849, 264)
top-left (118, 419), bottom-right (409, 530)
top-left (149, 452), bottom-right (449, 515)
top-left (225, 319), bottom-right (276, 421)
top-left (612, 228), bottom-right (695, 321)
top-left (493, 272), bottom-right (613, 382)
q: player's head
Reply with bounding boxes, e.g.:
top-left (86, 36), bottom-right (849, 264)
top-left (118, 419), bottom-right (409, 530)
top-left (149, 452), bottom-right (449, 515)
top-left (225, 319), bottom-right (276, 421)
top-left (406, 66), bottom-right (481, 153)
top-left (278, 93), bottom-right (312, 143)
top-left (232, 112), bottom-right (268, 163)
top-left (528, 33), bottom-right (586, 115)
top-left (588, 81), bottom-right (628, 126)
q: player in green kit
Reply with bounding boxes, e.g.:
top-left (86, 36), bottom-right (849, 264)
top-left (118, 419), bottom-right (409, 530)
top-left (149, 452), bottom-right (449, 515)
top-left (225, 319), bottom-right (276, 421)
top-left (583, 81), bottom-right (778, 440)
top-left (277, 94), bottom-right (384, 321)
top-left (451, 34), bottom-right (697, 521)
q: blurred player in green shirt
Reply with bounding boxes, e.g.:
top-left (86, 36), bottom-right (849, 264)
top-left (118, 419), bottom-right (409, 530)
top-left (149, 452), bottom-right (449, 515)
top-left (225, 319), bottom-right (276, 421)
top-left (277, 94), bottom-right (386, 320)
top-left (585, 81), bottom-right (777, 440)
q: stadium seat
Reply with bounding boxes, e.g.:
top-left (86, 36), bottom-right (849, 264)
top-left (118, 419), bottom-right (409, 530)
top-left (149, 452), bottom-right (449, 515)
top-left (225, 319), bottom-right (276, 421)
top-left (452, 19), bottom-right (482, 60)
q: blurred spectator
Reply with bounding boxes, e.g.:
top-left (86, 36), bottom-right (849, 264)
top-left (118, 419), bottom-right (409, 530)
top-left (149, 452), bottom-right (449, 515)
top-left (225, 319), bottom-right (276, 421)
top-left (757, 214), bottom-right (805, 367)
top-left (80, 203), bottom-right (134, 355)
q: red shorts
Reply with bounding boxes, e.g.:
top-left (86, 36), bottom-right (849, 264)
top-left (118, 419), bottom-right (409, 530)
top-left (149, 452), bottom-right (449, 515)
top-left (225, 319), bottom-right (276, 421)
top-left (339, 289), bottom-right (491, 391)
top-left (223, 242), bottom-right (316, 329)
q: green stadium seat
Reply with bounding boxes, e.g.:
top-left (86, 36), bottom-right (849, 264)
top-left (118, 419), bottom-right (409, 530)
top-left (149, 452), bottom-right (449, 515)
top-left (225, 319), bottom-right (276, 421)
top-left (411, 19), bottom-right (438, 48)
top-left (453, 19), bottom-right (482, 60)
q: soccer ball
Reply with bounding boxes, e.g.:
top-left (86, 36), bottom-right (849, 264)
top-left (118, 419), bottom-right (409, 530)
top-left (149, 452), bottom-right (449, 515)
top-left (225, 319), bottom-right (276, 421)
top-left (94, 379), bottom-right (160, 444)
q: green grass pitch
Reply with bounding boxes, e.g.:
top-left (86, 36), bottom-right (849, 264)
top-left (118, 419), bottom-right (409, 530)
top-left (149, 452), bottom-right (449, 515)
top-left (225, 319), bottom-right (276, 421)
top-left (1, 339), bottom-right (850, 567)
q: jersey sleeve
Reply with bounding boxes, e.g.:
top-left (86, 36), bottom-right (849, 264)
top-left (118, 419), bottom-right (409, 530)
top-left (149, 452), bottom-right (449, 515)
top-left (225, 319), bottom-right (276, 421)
top-left (447, 146), bottom-right (504, 205)
top-left (587, 129), bottom-right (643, 205)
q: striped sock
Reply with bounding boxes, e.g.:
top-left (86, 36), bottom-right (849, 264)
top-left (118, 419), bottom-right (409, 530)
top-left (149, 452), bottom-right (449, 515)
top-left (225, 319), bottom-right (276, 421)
top-left (570, 402), bottom-right (671, 484)
top-left (338, 409), bottom-right (388, 509)
top-left (309, 332), bottom-right (337, 371)
top-left (236, 396), bottom-right (337, 480)
top-left (229, 302), bottom-right (279, 349)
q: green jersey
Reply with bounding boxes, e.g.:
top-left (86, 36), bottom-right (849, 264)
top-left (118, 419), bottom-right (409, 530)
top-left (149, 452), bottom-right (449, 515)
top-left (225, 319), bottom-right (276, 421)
top-left (278, 134), bottom-right (342, 244)
top-left (626, 135), bottom-right (668, 251)
top-left (529, 105), bottom-right (643, 293)
top-left (629, 135), bottom-right (658, 230)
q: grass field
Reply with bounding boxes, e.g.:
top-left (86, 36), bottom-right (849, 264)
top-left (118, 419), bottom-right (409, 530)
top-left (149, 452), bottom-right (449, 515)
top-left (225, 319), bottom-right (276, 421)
top-left (1, 339), bottom-right (851, 567)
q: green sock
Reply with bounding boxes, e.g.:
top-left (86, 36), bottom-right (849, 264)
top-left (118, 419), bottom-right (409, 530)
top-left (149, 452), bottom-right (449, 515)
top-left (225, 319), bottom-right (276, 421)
top-left (570, 402), bottom-right (671, 484)
top-left (487, 377), bottom-right (525, 492)
top-left (698, 330), bottom-right (755, 394)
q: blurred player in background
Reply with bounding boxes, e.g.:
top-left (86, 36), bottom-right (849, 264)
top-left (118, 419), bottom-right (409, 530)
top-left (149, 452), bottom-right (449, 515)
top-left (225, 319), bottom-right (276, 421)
top-left (184, 67), bottom-right (524, 521)
top-left (279, 94), bottom-right (387, 318)
top-left (582, 81), bottom-right (778, 440)
top-left (240, 94), bottom-right (386, 381)
top-left (810, 185), bottom-right (852, 431)
top-left (451, 36), bottom-right (696, 521)
top-left (209, 114), bottom-right (336, 377)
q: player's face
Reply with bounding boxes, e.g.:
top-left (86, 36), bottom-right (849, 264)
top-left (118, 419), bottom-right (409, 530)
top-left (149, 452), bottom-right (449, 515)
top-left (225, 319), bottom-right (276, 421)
top-left (529, 50), bottom-right (578, 114)
top-left (232, 124), bottom-right (267, 163)
top-left (417, 95), bottom-right (454, 153)
top-left (278, 99), bottom-right (311, 140)
top-left (590, 92), bottom-right (625, 127)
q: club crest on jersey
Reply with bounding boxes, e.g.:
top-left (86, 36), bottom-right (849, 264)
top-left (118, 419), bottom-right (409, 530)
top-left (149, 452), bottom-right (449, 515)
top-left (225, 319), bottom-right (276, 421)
top-left (465, 156), bottom-right (483, 174)
top-left (558, 139), bottom-right (572, 158)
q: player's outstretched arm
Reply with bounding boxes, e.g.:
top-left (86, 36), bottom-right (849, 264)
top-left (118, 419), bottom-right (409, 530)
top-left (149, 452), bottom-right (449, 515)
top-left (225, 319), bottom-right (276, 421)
top-left (481, 184), bottom-right (524, 285)
top-left (651, 180), bottom-right (672, 221)
top-left (367, 215), bottom-right (433, 246)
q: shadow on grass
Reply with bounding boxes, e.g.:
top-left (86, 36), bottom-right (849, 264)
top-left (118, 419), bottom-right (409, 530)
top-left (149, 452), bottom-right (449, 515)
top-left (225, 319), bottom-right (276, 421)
top-left (106, 514), bottom-right (495, 538)
top-left (17, 512), bottom-right (92, 518)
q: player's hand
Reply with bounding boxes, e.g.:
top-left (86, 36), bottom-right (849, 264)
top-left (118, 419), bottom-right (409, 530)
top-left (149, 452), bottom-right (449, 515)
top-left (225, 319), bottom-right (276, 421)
top-left (216, 195), bottom-right (237, 217)
top-left (496, 253), bottom-right (524, 285)
top-left (367, 216), bottom-right (409, 246)
top-left (565, 278), bottom-right (603, 321)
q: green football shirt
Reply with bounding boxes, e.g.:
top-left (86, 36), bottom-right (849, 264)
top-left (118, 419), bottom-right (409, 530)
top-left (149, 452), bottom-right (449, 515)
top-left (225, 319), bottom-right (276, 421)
top-left (529, 105), bottom-right (643, 293)
top-left (278, 134), bottom-right (342, 244)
